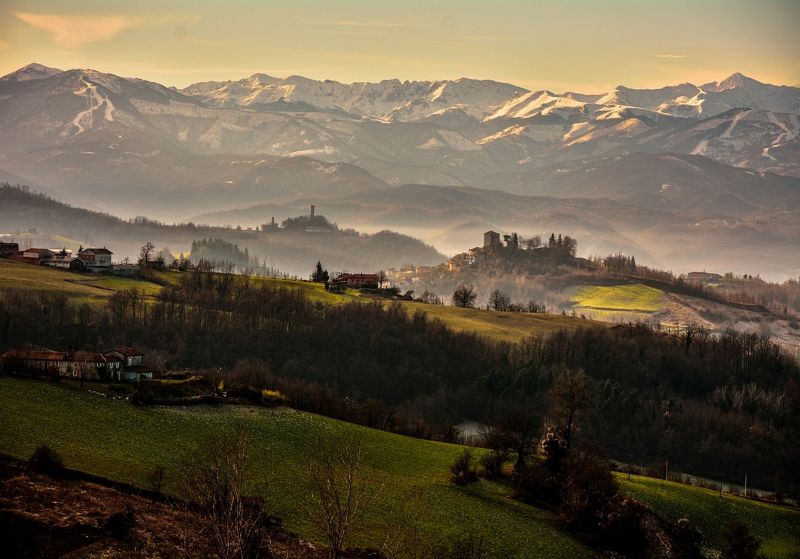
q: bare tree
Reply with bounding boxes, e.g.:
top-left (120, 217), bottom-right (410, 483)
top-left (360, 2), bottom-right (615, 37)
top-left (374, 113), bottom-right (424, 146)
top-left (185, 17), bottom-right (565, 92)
top-left (451, 285), bottom-right (477, 308)
top-left (501, 404), bottom-right (541, 472)
top-left (305, 435), bottom-right (374, 559)
top-left (488, 290), bottom-right (510, 312)
top-left (178, 427), bottom-right (264, 559)
top-left (139, 241), bottom-right (155, 268)
top-left (550, 367), bottom-right (592, 449)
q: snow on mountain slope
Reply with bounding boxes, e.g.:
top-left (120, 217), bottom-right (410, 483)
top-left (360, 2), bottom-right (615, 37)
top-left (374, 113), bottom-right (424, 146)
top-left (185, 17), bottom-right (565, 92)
top-left (1, 64), bottom-right (798, 191)
top-left (181, 75), bottom-right (527, 121)
top-left (0, 63), bottom-right (62, 82)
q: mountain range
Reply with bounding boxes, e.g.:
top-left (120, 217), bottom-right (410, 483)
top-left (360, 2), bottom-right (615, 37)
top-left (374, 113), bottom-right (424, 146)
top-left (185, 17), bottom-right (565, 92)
top-left (0, 63), bottom-right (798, 278)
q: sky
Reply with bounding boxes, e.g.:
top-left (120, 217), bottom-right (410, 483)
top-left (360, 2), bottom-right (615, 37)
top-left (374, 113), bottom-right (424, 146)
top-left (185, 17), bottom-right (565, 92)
top-left (0, 0), bottom-right (798, 92)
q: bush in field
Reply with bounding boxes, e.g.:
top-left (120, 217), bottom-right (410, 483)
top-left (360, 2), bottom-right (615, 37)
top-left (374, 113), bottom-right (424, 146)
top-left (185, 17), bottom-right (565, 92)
top-left (479, 450), bottom-right (507, 479)
top-left (105, 508), bottom-right (136, 539)
top-left (450, 449), bottom-right (478, 485)
top-left (148, 464), bottom-right (166, 493)
top-left (27, 445), bottom-right (63, 474)
top-left (672, 517), bottom-right (703, 559)
top-left (559, 448), bottom-right (618, 529)
top-left (720, 522), bottom-right (763, 559)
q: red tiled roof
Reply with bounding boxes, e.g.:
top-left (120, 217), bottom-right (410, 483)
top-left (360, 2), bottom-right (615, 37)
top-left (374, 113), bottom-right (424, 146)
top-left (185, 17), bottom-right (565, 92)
top-left (106, 347), bottom-right (144, 357)
top-left (80, 248), bottom-right (113, 255)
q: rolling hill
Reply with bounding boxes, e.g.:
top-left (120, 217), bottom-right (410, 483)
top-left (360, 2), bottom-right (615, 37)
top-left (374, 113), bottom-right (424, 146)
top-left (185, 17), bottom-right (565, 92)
top-left (0, 377), bottom-right (797, 558)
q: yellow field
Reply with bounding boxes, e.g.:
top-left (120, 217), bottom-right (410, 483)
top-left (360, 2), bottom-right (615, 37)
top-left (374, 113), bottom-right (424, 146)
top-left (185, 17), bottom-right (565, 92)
top-left (399, 301), bottom-right (600, 342)
top-left (570, 283), bottom-right (666, 315)
top-left (0, 260), bottom-right (162, 305)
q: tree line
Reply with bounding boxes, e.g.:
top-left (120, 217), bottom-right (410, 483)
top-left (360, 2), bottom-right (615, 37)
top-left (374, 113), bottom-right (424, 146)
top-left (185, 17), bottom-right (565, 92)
top-left (0, 270), bottom-right (798, 496)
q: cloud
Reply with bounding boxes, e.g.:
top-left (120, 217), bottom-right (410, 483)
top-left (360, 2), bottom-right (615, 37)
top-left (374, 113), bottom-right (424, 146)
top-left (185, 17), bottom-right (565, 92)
top-left (656, 54), bottom-right (689, 59)
top-left (15, 12), bottom-right (143, 48)
top-left (331, 19), bottom-right (406, 28)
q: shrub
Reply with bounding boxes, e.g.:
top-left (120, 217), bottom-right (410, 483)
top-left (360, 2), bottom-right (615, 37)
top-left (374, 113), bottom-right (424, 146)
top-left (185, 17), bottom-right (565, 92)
top-left (105, 509), bottom-right (136, 539)
top-left (559, 448), bottom-right (618, 529)
top-left (720, 522), bottom-right (762, 559)
top-left (479, 450), bottom-right (507, 479)
top-left (513, 462), bottom-right (560, 506)
top-left (103, 509), bottom-right (136, 540)
top-left (27, 445), bottom-right (63, 474)
top-left (148, 465), bottom-right (166, 493)
top-left (672, 517), bottom-right (703, 559)
top-left (450, 449), bottom-right (478, 485)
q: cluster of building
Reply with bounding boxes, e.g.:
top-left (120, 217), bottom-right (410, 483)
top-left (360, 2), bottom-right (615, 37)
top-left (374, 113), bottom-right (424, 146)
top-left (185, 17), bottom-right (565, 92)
top-left (0, 242), bottom-right (143, 275)
top-left (0, 346), bottom-right (153, 382)
top-left (446, 230), bottom-right (503, 272)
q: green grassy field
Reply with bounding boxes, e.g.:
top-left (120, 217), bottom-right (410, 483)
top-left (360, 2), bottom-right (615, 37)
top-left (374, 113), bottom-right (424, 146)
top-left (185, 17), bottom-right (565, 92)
top-left (0, 260), bottom-right (163, 305)
top-left (0, 377), bottom-right (797, 558)
top-left (621, 475), bottom-right (799, 558)
top-left (570, 283), bottom-right (666, 315)
top-left (0, 377), bottom-right (592, 559)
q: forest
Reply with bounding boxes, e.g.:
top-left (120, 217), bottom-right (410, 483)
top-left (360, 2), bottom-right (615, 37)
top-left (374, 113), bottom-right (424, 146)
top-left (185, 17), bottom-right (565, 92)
top-left (0, 270), bottom-right (798, 497)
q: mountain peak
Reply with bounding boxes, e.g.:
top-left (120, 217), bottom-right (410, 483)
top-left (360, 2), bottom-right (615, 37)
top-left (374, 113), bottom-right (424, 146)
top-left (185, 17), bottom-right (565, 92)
top-left (718, 72), bottom-right (760, 89)
top-left (1, 62), bottom-right (62, 82)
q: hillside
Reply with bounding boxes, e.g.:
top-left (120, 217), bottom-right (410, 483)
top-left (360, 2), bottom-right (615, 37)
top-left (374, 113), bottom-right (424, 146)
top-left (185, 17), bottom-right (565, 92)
top-left (0, 65), bottom-right (798, 281)
top-left (0, 377), bottom-right (797, 558)
top-left (192, 170), bottom-right (800, 280)
top-left (0, 185), bottom-right (445, 277)
top-left (0, 259), bottom-right (595, 343)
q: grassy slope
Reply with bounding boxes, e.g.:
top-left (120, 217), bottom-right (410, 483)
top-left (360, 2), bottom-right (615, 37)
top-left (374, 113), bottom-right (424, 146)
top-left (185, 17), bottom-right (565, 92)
top-left (568, 283), bottom-right (667, 322)
top-left (620, 475), bottom-right (799, 558)
top-left (400, 301), bottom-right (598, 342)
top-left (1, 260), bottom-right (594, 341)
top-left (0, 378), bottom-right (797, 558)
top-left (0, 260), bottom-right (163, 305)
top-left (0, 377), bottom-right (591, 559)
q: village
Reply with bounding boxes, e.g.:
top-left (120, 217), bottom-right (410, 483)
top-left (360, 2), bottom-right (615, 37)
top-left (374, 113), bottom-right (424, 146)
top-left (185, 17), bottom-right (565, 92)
top-left (0, 347), bottom-right (153, 383)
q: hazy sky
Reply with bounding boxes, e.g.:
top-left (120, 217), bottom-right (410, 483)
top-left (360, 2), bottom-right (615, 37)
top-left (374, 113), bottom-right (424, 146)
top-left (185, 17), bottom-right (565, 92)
top-left (1, 0), bottom-right (798, 91)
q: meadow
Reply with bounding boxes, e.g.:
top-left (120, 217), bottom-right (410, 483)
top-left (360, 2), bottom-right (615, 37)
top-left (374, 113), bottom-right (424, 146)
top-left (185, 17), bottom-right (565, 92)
top-left (0, 377), bottom-right (797, 558)
top-left (1, 260), bottom-right (594, 342)
top-left (570, 283), bottom-right (666, 316)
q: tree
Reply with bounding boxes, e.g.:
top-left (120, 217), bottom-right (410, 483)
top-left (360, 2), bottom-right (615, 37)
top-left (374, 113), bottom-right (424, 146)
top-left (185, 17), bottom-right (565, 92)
top-left (178, 428), bottom-right (264, 559)
top-left (139, 241), bottom-right (155, 267)
top-left (419, 290), bottom-right (442, 305)
top-left (311, 261), bottom-right (329, 283)
top-left (523, 235), bottom-right (542, 250)
top-left (550, 368), bottom-right (592, 449)
top-left (306, 435), bottom-right (374, 559)
top-left (548, 233), bottom-right (557, 248)
top-left (501, 404), bottom-right (541, 472)
top-left (562, 235), bottom-right (577, 257)
top-left (489, 289), bottom-right (510, 312)
top-left (559, 448), bottom-right (618, 529)
top-left (720, 522), bottom-right (762, 559)
top-left (449, 449), bottom-right (478, 485)
top-left (451, 284), bottom-right (477, 308)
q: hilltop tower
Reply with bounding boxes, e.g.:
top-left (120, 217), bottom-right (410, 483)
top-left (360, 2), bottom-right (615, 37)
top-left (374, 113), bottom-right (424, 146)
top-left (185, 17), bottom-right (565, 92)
top-left (484, 230), bottom-right (501, 249)
top-left (311, 204), bottom-right (315, 217)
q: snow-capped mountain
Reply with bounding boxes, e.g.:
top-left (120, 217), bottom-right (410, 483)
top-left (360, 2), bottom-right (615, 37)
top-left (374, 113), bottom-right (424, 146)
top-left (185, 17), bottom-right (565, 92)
top-left (180, 75), bottom-right (528, 121)
top-left (0, 63), bottom-right (798, 213)
top-left (1, 63), bottom-right (798, 277)
top-left (0, 63), bottom-right (62, 83)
